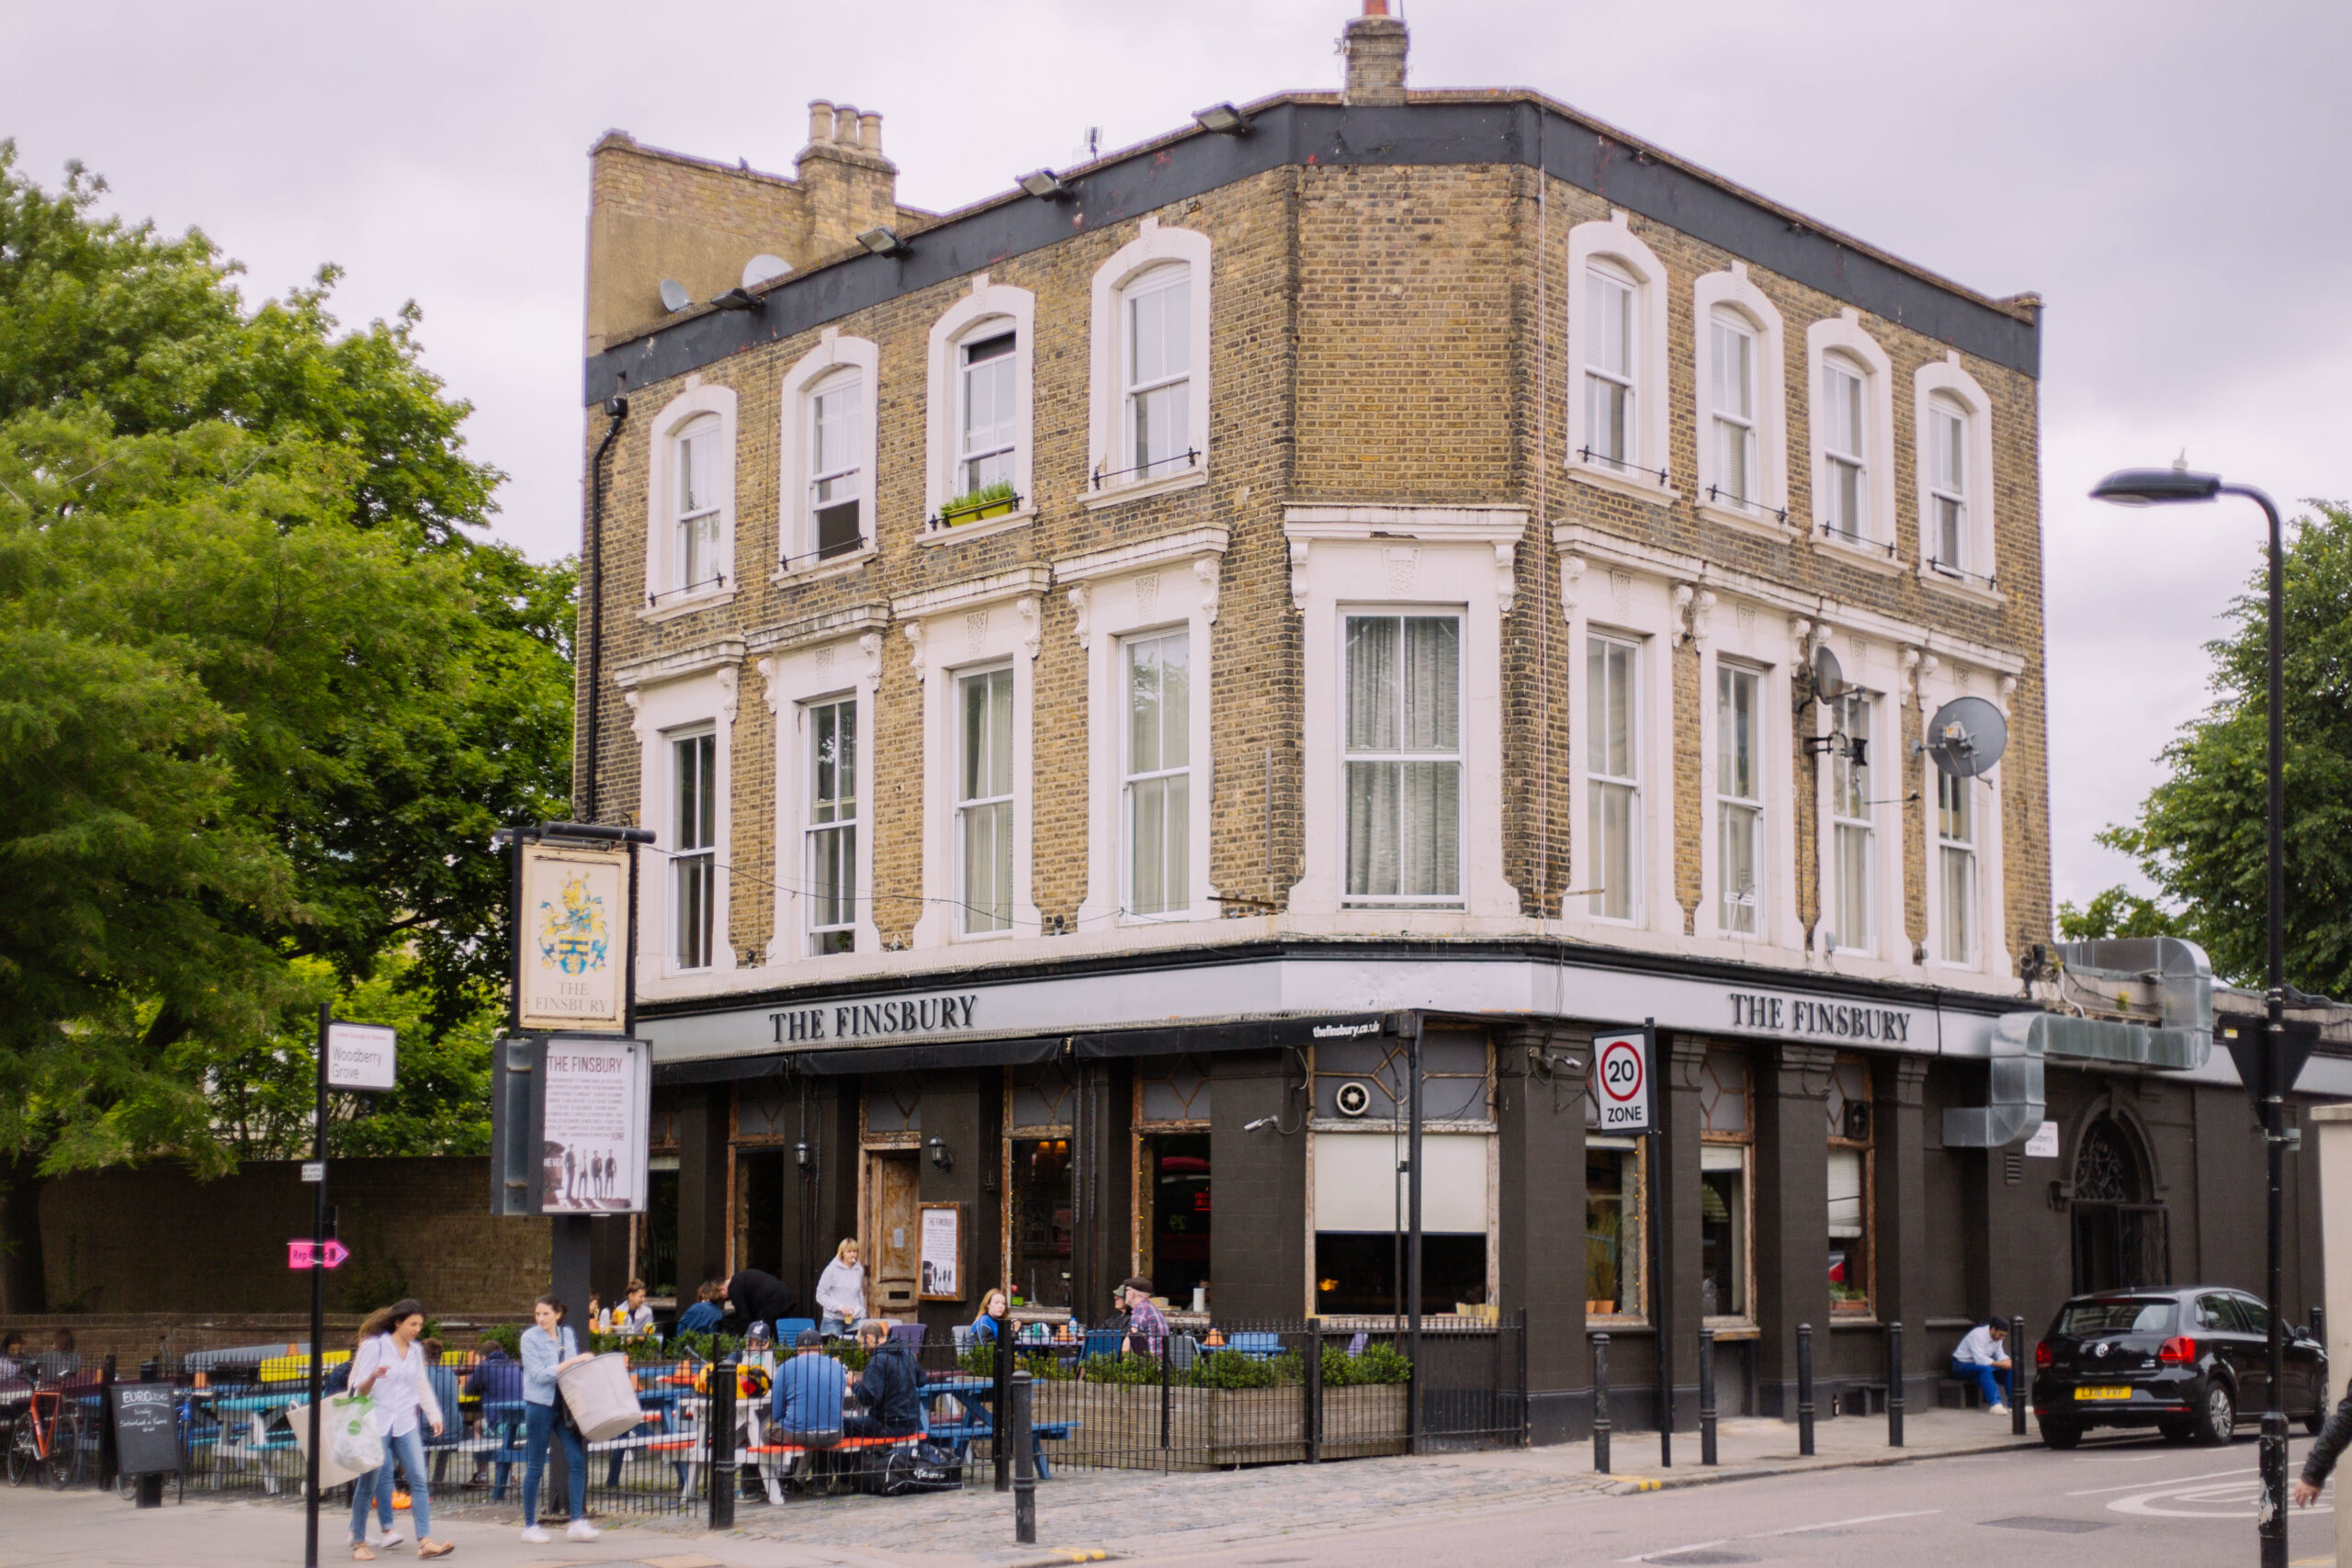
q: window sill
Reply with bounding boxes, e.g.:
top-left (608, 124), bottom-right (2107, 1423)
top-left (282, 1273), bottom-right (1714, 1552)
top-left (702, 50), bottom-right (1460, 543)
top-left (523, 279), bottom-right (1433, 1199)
top-left (1694, 500), bottom-right (1798, 543)
top-left (1565, 459), bottom-right (1679, 510)
top-left (1702, 1319), bottom-right (1760, 1340)
top-left (1082, 468), bottom-right (1208, 512)
top-left (773, 547), bottom-right (876, 587)
top-left (1917, 562), bottom-right (2006, 606)
top-left (921, 507), bottom-right (1035, 547)
top-left (639, 586), bottom-right (739, 625)
top-left (1809, 530), bottom-right (1906, 577)
top-left (1828, 1314), bottom-right (1882, 1329)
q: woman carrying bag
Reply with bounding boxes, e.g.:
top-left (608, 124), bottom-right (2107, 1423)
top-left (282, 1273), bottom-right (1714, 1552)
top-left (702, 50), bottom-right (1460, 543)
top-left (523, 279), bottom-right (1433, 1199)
top-left (345, 1298), bottom-right (453, 1561)
top-left (519, 1296), bottom-right (600, 1544)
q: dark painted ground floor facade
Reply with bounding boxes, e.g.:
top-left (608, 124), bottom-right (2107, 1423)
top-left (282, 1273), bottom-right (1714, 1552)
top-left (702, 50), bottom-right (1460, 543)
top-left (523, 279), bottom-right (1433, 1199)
top-left (616, 939), bottom-right (2344, 1443)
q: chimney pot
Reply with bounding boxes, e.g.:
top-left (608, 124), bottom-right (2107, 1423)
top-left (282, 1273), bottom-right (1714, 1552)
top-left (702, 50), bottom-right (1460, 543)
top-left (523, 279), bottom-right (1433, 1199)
top-left (1363, 0), bottom-right (1388, 12)
top-left (833, 104), bottom-right (859, 144)
top-left (859, 112), bottom-right (883, 152)
top-left (807, 100), bottom-right (835, 147)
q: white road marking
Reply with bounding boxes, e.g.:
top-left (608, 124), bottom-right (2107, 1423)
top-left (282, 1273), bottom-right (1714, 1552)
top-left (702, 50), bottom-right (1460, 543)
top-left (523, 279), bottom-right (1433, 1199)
top-left (2067, 1464), bottom-right (2255, 1495)
top-left (1617, 1540), bottom-right (1727, 1562)
top-left (1763, 1510), bottom-right (1942, 1536)
top-left (2107, 1475), bottom-right (2332, 1519)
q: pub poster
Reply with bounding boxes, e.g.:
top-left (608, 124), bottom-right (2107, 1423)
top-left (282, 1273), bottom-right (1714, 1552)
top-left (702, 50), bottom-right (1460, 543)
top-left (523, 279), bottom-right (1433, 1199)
top-left (539, 1038), bottom-right (649, 1213)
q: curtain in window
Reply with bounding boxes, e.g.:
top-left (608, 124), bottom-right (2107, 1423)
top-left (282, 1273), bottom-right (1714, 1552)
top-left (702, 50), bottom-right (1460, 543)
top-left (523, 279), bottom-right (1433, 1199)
top-left (1127, 632), bottom-right (1191, 915)
top-left (1344, 616), bottom-right (1459, 899)
top-left (960, 669), bottom-right (1014, 931)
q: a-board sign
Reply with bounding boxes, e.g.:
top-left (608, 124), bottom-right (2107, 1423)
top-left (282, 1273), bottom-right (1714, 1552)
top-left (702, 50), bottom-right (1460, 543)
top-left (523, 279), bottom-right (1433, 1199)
top-left (109, 1382), bottom-right (180, 1477)
top-left (1593, 1027), bottom-right (1655, 1134)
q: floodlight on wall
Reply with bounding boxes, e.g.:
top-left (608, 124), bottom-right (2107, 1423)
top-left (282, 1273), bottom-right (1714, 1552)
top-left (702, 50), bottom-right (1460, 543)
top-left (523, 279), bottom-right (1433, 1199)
top-left (708, 287), bottom-right (764, 312)
top-left (926, 1135), bottom-right (953, 1172)
top-left (658, 277), bottom-right (692, 313)
top-left (1019, 168), bottom-right (1070, 199)
top-left (1192, 102), bottom-right (1252, 135)
top-left (857, 225), bottom-right (908, 255)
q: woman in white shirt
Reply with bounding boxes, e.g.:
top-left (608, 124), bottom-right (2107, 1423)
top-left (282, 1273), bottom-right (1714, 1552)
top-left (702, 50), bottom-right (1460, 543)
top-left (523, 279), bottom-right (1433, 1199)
top-left (814, 1239), bottom-right (866, 1337)
top-left (345, 1298), bottom-right (451, 1560)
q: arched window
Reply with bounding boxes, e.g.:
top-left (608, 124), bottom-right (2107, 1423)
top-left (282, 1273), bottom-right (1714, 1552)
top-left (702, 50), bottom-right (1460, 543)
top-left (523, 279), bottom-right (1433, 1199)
top-left (806, 368), bottom-right (865, 559)
top-left (778, 333), bottom-right (878, 572)
top-left (924, 279), bottom-right (1035, 533)
top-left (1565, 214), bottom-right (1671, 502)
top-left (642, 383), bottom-right (738, 616)
top-left (1915, 355), bottom-right (1998, 592)
top-left (1088, 220), bottom-right (1211, 500)
top-left (1804, 312), bottom-right (1895, 560)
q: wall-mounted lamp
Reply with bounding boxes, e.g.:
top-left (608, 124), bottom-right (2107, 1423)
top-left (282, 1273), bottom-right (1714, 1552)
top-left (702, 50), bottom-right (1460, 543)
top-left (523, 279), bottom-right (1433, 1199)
top-left (794, 1140), bottom-right (813, 1174)
top-left (1192, 102), bottom-right (1252, 135)
top-left (927, 1135), bottom-right (953, 1172)
top-left (1243, 1115), bottom-right (1277, 1133)
top-left (856, 225), bottom-right (909, 255)
top-left (1018, 168), bottom-right (1070, 199)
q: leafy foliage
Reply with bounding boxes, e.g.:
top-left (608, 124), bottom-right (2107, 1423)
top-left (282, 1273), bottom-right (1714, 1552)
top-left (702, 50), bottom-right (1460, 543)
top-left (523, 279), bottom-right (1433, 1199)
top-left (2055, 886), bottom-right (2183, 943)
top-left (2098, 500), bottom-right (2352, 994)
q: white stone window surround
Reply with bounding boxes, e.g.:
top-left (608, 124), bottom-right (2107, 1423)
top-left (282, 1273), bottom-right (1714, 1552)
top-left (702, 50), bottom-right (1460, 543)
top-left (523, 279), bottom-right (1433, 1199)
top-left (616, 641), bottom-right (743, 995)
top-left (1555, 546), bottom-right (1683, 940)
top-left (1914, 651), bottom-right (2014, 985)
top-left (1691, 265), bottom-right (1792, 538)
top-left (754, 607), bottom-right (887, 965)
top-left (1804, 310), bottom-right (1899, 569)
top-left (1693, 598), bottom-right (1804, 953)
top-left (776, 330), bottom-right (881, 581)
top-left (1284, 506), bottom-right (1521, 924)
top-left (924, 275), bottom-right (1036, 529)
top-left (1565, 212), bottom-right (1677, 508)
top-left (1804, 626), bottom-right (1910, 974)
top-left (1912, 352), bottom-right (2001, 602)
top-left (1087, 218), bottom-right (1212, 504)
top-left (894, 566), bottom-right (1052, 948)
top-left (1058, 527), bottom-right (1227, 931)
top-left (641, 382), bottom-right (740, 623)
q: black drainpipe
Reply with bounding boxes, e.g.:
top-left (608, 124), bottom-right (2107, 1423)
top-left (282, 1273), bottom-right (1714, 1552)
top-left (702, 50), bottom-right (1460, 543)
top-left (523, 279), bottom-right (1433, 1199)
top-left (582, 390), bottom-right (628, 822)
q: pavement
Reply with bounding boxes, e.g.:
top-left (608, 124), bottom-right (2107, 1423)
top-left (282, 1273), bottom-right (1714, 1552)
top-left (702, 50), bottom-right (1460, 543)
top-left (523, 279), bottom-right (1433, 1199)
top-left (0, 1406), bottom-right (2056, 1567)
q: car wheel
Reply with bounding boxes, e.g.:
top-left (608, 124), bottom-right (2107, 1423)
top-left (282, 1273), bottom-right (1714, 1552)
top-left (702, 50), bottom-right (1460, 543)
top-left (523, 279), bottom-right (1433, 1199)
top-left (2158, 1419), bottom-right (2197, 1443)
top-left (2040, 1417), bottom-right (2083, 1450)
top-left (2197, 1382), bottom-right (2236, 1446)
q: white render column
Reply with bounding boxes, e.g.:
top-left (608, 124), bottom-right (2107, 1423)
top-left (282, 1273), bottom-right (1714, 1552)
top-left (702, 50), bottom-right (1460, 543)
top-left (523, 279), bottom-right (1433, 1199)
top-left (2312, 1101), bottom-right (2352, 1564)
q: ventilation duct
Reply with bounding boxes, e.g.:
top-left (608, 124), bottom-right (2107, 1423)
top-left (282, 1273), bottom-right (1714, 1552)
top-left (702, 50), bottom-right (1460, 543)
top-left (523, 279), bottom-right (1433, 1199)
top-left (1943, 1010), bottom-right (2045, 1148)
top-left (2052, 936), bottom-right (2214, 1069)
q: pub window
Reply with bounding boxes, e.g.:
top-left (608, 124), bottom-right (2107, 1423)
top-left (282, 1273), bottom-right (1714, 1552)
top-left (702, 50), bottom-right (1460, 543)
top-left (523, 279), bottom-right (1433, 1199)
top-left (1826, 1055), bottom-right (1874, 1315)
top-left (1311, 1030), bottom-right (1491, 1316)
top-left (1698, 1045), bottom-right (1752, 1322)
top-left (1005, 1060), bottom-right (1077, 1310)
top-left (1134, 1056), bottom-right (1212, 1309)
top-left (1584, 1073), bottom-right (1646, 1321)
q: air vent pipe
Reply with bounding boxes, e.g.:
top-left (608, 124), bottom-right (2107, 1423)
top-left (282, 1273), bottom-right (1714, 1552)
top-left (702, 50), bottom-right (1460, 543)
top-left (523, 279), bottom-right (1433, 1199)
top-left (1942, 1010), bottom-right (2045, 1148)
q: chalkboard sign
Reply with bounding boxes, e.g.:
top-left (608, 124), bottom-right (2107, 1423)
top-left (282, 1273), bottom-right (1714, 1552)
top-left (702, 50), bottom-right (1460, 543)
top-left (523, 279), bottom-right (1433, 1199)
top-left (108, 1382), bottom-right (180, 1477)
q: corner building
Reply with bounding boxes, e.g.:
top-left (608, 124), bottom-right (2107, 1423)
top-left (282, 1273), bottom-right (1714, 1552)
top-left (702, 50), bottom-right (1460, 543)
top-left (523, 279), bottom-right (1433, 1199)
top-left (575, 8), bottom-right (2337, 1439)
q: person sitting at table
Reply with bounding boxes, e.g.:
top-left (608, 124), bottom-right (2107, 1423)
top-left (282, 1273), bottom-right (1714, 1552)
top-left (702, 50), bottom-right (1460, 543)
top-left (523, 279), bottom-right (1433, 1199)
top-left (773, 1329), bottom-right (845, 1451)
top-left (814, 1240), bottom-right (866, 1338)
top-left (1117, 1276), bottom-right (1169, 1359)
top-left (970, 1289), bottom-right (1011, 1343)
top-left (463, 1344), bottom-right (526, 1494)
top-left (843, 1320), bottom-right (920, 1438)
top-left (616, 1280), bottom-right (655, 1337)
top-left (674, 1280), bottom-right (725, 1337)
top-left (28, 1327), bottom-right (79, 1382)
top-left (0, 1330), bottom-right (24, 1379)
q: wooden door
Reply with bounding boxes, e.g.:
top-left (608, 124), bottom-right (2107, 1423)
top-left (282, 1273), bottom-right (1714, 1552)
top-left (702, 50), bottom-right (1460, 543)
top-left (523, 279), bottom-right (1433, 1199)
top-left (865, 1150), bottom-right (922, 1319)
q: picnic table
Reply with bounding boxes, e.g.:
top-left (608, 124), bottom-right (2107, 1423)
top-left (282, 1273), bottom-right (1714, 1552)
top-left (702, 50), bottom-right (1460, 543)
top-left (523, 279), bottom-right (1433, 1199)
top-left (919, 1377), bottom-right (1075, 1479)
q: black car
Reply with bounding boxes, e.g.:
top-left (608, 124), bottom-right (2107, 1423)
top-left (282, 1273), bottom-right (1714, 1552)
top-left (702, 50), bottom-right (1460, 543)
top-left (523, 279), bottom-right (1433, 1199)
top-left (2032, 1286), bottom-right (2328, 1449)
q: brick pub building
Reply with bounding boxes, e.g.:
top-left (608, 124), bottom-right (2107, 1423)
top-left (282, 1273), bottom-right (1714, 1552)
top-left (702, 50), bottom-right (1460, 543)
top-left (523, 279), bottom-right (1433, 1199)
top-left (571, 6), bottom-right (2343, 1439)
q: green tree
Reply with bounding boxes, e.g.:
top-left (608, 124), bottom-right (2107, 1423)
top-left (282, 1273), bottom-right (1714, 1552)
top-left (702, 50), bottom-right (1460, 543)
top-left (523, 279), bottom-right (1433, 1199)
top-left (2054, 886), bottom-right (2182, 943)
top-left (0, 143), bottom-right (573, 1310)
top-left (2099, 499), bottom-right (2352, 994)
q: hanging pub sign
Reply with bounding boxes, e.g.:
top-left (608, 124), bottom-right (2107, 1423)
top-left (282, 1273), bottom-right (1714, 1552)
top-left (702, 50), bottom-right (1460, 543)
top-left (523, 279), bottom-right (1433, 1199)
top-left (517, 840), bottom-right (631, 1033)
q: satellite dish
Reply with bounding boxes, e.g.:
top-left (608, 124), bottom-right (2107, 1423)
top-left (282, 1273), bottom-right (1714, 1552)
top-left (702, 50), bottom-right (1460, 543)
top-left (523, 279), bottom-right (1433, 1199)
top-left (1925, 695), bottom-right (2008, 778)
top-left (659, 278), bottom-right (692, 313)
top-left (1811, 644), bottom-right (1846, 702)
top-left (742, 254), bottom-right (790, 288)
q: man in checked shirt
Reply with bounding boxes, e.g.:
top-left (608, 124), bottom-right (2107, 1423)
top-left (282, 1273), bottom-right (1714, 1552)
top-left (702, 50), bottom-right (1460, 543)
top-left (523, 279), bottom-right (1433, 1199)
top-left (1118, 1277), bottom-right (1170, 1358)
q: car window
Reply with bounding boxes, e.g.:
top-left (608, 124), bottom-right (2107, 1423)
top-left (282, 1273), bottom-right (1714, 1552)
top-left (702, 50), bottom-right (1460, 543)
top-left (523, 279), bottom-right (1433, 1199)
top-left (2197, 1294), bottom-right (2245, 1332)
top-left (2058, 1299), bottom-right (2177, 1336)
top-left (2232, 1295), bottom-right (2270, 1336)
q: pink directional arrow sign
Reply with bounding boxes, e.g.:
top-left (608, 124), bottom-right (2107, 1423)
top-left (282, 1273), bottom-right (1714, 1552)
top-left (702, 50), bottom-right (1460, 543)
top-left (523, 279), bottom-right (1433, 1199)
top-left (287, 1239), bottom-right (352, 1269)
top-left (320, 1240), bottom-right (349, 1269)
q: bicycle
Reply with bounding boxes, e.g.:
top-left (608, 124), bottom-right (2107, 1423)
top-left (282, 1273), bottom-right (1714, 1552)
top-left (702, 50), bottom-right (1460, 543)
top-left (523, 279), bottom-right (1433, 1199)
top-left (7, 1383), bottom-right (88, 1488)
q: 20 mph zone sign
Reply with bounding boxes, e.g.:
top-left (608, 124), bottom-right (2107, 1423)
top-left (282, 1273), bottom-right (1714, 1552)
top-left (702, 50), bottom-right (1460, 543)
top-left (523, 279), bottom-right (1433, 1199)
top-left (1593, 1028), bottom-right (1654, 1134)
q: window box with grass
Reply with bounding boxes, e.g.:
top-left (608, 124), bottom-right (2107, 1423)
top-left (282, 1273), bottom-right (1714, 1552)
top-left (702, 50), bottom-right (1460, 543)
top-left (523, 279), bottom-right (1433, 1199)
top-left (933, 480), bottom-right (1020, 529)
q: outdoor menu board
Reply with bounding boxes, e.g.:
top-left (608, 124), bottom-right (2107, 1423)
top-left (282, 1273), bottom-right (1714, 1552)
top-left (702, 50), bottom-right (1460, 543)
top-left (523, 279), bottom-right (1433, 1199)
top-left (918, 1202), bottom-right (964, 1301)
top-left (108, 1382), bottom-right (180, 1477)
top-left (535, 1036), bottom-right (650, 1213)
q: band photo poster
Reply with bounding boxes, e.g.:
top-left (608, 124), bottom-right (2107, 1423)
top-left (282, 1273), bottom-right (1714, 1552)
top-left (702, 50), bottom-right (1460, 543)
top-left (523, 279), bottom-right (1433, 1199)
top-left (538, 1037), bottom-right (650, 1213)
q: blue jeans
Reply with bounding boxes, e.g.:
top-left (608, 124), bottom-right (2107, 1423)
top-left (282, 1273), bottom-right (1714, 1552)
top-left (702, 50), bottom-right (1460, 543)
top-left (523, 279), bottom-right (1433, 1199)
top-left (522, 1400), bottom-right (586, 1526)
top-left (1952, 1357), bottom-right (2007, 1406)
top-left (351, 1426), bottom-right (431, 1542)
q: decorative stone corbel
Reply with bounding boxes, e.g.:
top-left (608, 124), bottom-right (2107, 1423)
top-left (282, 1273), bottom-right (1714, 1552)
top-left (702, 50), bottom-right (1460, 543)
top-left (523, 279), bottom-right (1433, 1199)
top-left (1017, 595), bottom-right (1042, 661)
top-left (903, 619), bottom-right (928, 682)
top-left (1288, 539), bottom-right (1311, 613)
top-left (1671, 583), bottom-right (1694, 644)
top-left (624, 689), bottom-right (646, 739)
top-left (1789, 615), bottom-right (1814, 663)
top-left (1068, 583), bottom-right (1092, 649)
top-left (1193, 554), bottom-right (1221, 624)
top-left (1559, 552), bottom-right (1587, 617)
top-left (1997, 673), bottom-right (2018, 708)
top-left (1493, 540), bottom-right (1517, 616)
top-left (715, 665), bottom-right (739, 726)
top-left (1914, 649), bottom-right (1939, 712)
top-left (857, 630), bottom-right (883, 686)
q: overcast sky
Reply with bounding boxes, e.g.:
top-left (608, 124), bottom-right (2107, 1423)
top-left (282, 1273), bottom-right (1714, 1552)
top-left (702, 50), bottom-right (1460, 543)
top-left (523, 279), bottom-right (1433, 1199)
top-left (12, 0), bottom-right (2349, 917)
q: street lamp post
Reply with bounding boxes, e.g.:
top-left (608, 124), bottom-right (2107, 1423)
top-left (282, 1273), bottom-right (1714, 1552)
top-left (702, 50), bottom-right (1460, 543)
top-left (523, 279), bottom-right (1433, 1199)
top-left (2091, 462), bottom-right (2289, 1568)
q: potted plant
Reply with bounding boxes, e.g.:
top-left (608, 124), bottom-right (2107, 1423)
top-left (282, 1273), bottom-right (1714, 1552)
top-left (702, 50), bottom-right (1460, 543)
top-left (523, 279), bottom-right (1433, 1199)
top-left (936, 480), bottom-right (1018, 527)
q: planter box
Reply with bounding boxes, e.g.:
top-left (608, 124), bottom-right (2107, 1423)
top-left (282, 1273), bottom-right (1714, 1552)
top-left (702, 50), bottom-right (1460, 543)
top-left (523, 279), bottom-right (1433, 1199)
top-left (1045, 1379), bottom-right (1407, 1471)
top-left (937, 496), bottom-right (1018, 527)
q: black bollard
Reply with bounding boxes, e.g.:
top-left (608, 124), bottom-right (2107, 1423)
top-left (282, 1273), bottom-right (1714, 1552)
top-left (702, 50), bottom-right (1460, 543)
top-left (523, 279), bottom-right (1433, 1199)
top-left (1011, 1370), bottom-right (1036, 1545)
top-left (1796, 1323), bottom-right (1815, 1457)
top-left (1591, 1332), bottom-right (1611, 1475)
top-left (1699, 1328), bottom-right (1718, 1466)
top-left (707, 1355), bottom-right (737, 1529)
top-left (2009, 1315), bottom-right (2027, 1436)
top-left (1887, 1321), bottom-right (1905, 1448)
top-left (992, 1313), bottom-right (1012, 1493)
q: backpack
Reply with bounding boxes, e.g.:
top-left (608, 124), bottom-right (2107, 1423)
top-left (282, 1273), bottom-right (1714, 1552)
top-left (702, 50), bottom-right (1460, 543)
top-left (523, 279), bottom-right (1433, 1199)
top-left (878, 1439), bottom-right (963, 1495)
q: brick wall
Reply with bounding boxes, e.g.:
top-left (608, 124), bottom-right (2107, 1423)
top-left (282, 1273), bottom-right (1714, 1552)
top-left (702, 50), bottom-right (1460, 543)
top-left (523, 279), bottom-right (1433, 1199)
top-left (35, 1158), bottom-right (552, 1319)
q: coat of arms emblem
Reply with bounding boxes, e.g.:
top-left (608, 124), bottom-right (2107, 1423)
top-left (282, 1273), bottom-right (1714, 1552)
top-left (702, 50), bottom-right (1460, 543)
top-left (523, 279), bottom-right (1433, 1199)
top-left (537, 873), bottom-right (609, 976)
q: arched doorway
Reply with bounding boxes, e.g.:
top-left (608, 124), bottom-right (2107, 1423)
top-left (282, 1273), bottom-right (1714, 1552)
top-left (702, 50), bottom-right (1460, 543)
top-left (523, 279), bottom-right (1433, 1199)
top-left (2070, 1115), bottom-right (2171, 1294)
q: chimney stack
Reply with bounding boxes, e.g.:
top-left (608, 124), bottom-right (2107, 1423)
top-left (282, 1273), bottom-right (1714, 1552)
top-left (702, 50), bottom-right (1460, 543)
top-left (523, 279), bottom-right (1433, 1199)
top-left (797, 97), bottom-right (900, 257)
top-left (1341, 0), bottom-right (1408, 106)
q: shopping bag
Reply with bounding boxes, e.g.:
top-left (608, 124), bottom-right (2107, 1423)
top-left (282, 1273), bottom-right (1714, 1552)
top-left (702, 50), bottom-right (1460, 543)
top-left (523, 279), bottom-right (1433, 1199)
top-left (556, 1353), bottom-right (645, 1443)
top-left (288, 1395), bottom-right (380, 1487)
